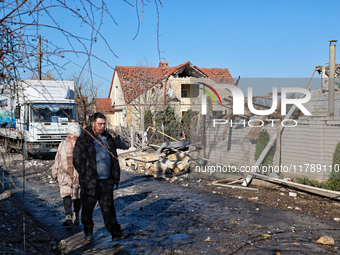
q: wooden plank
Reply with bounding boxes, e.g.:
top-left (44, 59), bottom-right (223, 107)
top-left (117, 148), bottom-right (142, 156)
top-left (268, 92), bottom-right (282, 96)
top-left (248, 122), bottom-right (263, 141)
top-left (124, 157), bottom-right (159, 163)
top-left (246, 171), bottom-right (340, 199)
top-left (216, 177), bottom-right (241, 183)
top-left (226, 179), bottom-right (243, 185)
top-left (197, 156), bottom-right (340, 199)
top-left (212, 181), bottom-right (258, 191)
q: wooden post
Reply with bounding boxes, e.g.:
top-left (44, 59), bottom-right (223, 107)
top-left (141, 112), bottom-right (145, 143)
top-left (130, 126), bottom-right (134, 148)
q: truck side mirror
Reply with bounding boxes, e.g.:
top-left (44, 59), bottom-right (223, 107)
top-left (15, 105), bottom-right (21, 119)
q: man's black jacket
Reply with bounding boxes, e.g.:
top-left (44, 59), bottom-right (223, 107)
top-left (73, 127), bottom-right (120, 196)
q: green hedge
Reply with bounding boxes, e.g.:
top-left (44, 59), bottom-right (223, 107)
top-left (326, 142), bottom-right (340, 191)
top-left (254, 130), bottom-right (273, 171)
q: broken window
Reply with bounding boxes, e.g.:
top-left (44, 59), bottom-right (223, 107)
top-left (190, 85), bottom-right (199, 98)
top-left (181, 87), bottom-right (188, 98)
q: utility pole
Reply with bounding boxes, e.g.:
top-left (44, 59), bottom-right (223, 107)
top-left (329, 40), bottom-right (337, 116)
top-left (38, 35), bottom-right (42, 80)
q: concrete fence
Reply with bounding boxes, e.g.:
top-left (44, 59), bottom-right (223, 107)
top-left (204, 115), bottom-right (340, 181)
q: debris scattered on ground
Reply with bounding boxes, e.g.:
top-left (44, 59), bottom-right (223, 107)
top-left (289, 192), bottom-right (297, 197)
top-left (1, 149), bottom-right (340, 254)
top-left (118, 142), bottom-right (198, 177)
top-left (317, 236), bottom-right (335, 245)
top-left (204, 236), bottom-right (211, 242)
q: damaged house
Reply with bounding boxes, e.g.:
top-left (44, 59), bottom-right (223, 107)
top-left (108, 61), bottom-right (234, 131)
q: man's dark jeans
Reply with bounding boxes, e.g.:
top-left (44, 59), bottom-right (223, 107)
top-left (81, 178), bottom-right (121, 235)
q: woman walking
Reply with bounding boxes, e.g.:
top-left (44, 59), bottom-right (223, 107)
top-left (52, 124), bottom-right (82, 226)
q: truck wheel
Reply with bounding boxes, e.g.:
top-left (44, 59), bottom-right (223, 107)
top-left (23, 143), bottom-right (30, 160)
top-left (4, 139), bottom-right (10, 153)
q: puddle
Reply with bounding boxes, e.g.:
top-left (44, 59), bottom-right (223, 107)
top-left (168, 233), bottom-right (189, 239)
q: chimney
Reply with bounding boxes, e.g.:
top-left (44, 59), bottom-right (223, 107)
top-left (158, 61), bottom-right (169, 68)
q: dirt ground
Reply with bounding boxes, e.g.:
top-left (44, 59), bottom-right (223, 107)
top-left (1, 152), bottom-right (340, 254)
top-left (0, 189), bottom-right (60, 255)
top-left (165, 175), bottom-right (340, 223)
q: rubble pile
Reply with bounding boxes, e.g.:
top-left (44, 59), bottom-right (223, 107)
top-left (118, 143), bottom-right (199, 177)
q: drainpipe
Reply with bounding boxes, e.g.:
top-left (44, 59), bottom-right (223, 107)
top-left (329, 40), bottom-right (337, 116)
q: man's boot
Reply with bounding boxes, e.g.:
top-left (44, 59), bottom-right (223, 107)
top-left (73, 212), bottom-right (80, 225)
top-left (111, 230), bottom-right (129, 242)
top-left (63, 215), bottom-right (73, 226)
top-left (84, 231), bottom-right (93, 242)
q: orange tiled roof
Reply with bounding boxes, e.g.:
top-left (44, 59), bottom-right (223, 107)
top-left (110, 61), bottom-right (233, 104)
top-left (114, 66), bottom-right (164, 104)
top-left (93, 98), bottom-right (113, 112)
top-left (197, 67), bottom-right (234, 84)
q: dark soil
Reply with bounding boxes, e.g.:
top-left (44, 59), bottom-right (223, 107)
top-left (1, 154), bottom-right (340, 254)
top-left (164, 175), bottom-right (340, 224)
top-left (0, 189), bottom-right (60, 255)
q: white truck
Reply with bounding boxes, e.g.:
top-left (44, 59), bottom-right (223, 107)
top-left (0, 80), bottom-right (79, 159)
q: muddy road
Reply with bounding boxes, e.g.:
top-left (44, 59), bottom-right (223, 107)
top-left (1, 152), bottom-right (340, 254)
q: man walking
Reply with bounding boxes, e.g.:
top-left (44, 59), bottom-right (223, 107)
top-left (73, 112), bottom-right (125, 242)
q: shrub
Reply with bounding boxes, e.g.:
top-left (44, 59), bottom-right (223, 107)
top-left (326, 142), bottom-right (340, 191)
top-left (155, 98), bottom-right (181, 140)
top-left (182, 109), bottom-right (192, 141)
top-left (144, 109), bottom-right (153, 135)
top-left (254, 130), bottom-right (274, 172)
top-left (296, 177), bottom-right (326, 189)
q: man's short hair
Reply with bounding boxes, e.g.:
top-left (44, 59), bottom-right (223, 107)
top-left (92, 112), bottom-right (106, 122)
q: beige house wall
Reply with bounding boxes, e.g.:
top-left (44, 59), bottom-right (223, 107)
top-left (126, 105), bottom-right (132, 128)
top-left (105, 113), bottom-right (115, 130)
top-left (110, 72), bottom-right (126, 108)
top-left (125, 76), bottom-right (232, 133)
top-left (109, 72), bottom-right (127, 127)
top-left (110, 73), bottom-right (233, 133)
top-left (127, 83), bottom-right (164, 131)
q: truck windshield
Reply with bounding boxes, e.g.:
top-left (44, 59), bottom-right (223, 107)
top-left (31, 103), bottom-right (76, 123)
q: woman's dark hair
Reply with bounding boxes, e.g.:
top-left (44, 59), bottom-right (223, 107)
top-left (92, 112), bottom-right (106, 122)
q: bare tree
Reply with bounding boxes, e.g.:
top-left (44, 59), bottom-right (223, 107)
top-left (0, 2), bottom-right (163, 252)
top-left (1, 1), bottom-right (163, 87)
top-left (119, 60), bottom-right (165, 131)
top-left (130, 73), bottom-right (165, 130)
top-left (69, 72), bottom-right (102, 126)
